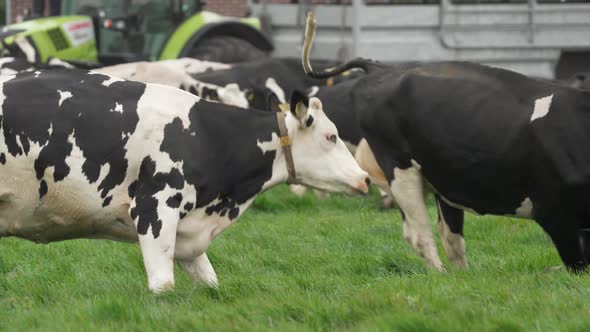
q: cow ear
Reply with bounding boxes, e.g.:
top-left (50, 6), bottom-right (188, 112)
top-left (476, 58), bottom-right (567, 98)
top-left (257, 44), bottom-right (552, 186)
top-left (290, 90), bottom-right (310, 122)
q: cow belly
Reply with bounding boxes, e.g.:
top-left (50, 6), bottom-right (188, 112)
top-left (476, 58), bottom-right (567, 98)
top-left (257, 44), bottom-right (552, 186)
top-left (0, 174), bottom-right (137, 243)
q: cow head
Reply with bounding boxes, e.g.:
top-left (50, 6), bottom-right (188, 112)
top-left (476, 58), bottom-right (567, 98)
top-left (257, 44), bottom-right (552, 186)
top-left (285, 91), bottom-right (369, 195)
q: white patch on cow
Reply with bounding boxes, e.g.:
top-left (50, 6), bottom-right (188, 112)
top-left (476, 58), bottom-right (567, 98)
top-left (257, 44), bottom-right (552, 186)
top-left (158, 58), bottom-right (231, 75)
top-left (390, 165), bottom-right (444, 271)
top-left (96, 164), bottom-right (111, 187)
top-left (530, 94), bottom-right (554, 122)
top-left (34, 71), bottom-right (41, 78)
top-left (257, 133), bottom-right (280, 155)
top-left (48, 123), bottom-right (53, 136)
top-left (110, 103), bottom-right (124, 114)
top-left (436, 200), bottom-right (467, 268)
top-left (14, 37), bottom-right (37, 63)
top-left (0, 68), bottom-right (18, 76)
top-left (0, 57), bottom-right (15, 68)
top-left (265, 78), bottom-right (286, 103)
top-left (102, 76), bottom-right (124, 87)
top-left (217, 83), bottom-right (248, 108)
top-left (513, 197), bottom-right (533, 219)
top-left (58, 90), bottom-right (72, 107)
top-left (306, 86), bottom-right (319, 97)
top-left (47, 57), bottom-right (75, 69)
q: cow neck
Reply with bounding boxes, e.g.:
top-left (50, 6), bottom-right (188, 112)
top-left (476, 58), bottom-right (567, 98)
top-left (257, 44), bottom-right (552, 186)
top-left (276, 111), bottom-right (299, 185)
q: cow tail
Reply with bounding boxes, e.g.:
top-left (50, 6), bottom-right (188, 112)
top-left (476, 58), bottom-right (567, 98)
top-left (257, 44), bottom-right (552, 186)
top-left (302, 11), bottom-right (378, 79)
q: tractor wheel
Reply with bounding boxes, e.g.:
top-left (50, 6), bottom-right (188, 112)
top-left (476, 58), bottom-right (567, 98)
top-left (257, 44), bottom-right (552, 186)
top-left (188, 36), bottom-right (268, 63)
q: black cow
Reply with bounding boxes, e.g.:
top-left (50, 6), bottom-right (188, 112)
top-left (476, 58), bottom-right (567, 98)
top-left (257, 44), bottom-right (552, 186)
top-left (192, 58), bottom-right (361, 110)
top-left (302, 12), bottom-right (590, 272)
top-left (0, 69), bottom-right (369, 292)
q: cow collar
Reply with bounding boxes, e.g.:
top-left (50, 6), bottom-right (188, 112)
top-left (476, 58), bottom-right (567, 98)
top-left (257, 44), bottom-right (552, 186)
top-left (276, 109), bottom-right (299, 185)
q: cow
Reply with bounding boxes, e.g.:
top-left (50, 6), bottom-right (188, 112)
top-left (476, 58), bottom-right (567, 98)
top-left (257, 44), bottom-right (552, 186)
top-left (0, 69), bottom-right (370, 292)
top-left (191, 58), bottom-right (361, 110)
top-left (302, 12), bottom-right (590, 272)
top-left (0, 56), bottom-right (76, 76)
top-left (95, 62), bottom-right (249, 108)
top-left (564, 72), bottom-right (590, 91)
top-left (157, 58), bottom-right (232, 74)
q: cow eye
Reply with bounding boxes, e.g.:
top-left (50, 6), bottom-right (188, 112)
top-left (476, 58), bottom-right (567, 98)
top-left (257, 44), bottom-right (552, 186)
top-left (326, 134), bottom-right (337, 143)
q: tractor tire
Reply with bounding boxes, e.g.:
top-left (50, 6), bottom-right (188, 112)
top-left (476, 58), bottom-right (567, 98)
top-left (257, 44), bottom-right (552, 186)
top-left (188, 36), bottom-right (268, 63)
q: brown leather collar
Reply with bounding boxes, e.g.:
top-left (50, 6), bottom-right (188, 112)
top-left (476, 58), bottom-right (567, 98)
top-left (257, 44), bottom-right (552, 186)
top-left (276, 110), bottom-right (299, 185)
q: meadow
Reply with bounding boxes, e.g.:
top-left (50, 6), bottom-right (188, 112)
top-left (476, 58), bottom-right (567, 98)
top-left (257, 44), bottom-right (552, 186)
top-left (1, 186), bottom-right (589, 331)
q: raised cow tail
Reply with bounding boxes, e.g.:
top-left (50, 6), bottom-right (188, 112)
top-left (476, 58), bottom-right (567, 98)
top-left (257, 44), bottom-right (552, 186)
top-left (302, 12), bottom-right (377, 79)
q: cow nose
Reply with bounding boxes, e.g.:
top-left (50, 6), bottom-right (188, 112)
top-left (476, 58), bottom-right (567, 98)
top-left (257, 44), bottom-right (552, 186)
top-left (365, 177), bottom-right (371, 186)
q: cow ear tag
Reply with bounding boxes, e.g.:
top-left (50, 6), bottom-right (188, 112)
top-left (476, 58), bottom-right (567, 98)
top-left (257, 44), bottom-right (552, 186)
top-left (278, 103), bottom-right (290, 113)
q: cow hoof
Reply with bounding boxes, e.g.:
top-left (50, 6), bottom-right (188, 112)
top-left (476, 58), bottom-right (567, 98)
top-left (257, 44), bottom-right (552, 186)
top-left (381, 196), bottom-right (395, 209)
top-left (149, 281), bottom-right (175, 293)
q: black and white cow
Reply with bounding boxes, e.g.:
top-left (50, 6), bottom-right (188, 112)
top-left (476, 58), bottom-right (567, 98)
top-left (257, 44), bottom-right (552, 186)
top-left (302, 12), bottom-right (590, 272)
top-left (0, 56), bottom-right (76, 76)
top-left (564, 72), bottom-right (590, 91)
top-left (95, 62), bottom-right (248, 108)
top-left (0, 69), bottom-right (370, 292)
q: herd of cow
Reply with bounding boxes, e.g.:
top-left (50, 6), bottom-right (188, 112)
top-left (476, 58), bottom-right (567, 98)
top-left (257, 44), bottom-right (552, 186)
top-left (0, 12), bottom-right (589, 293)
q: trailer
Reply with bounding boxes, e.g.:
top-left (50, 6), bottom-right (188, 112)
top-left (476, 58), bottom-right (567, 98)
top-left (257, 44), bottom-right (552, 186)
top-left (249, 0), bottom-right (590, 78)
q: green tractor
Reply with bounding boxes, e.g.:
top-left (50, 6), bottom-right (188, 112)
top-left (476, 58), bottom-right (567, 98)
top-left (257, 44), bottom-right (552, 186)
top-left (0, 0), bottom-right (273, 66)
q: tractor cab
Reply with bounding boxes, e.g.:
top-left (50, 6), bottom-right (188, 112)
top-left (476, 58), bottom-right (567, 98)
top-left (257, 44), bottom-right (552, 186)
top-left (1, 0), bottom-right (272, 66)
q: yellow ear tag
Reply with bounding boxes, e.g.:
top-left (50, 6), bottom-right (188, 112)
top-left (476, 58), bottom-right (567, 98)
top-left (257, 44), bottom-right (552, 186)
top-left (278, 103), bottom-right (290, 113)
top-left (326, 78), bottom-right (334, 86)
top-left (280, 136), bottom-right (292, 147)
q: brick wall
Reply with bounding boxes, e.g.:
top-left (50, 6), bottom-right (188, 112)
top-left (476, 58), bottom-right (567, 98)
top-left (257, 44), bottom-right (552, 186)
top-left (204, 0), bottom-right (248, 17)
top-left (11, 0), bottom-right (33, 22)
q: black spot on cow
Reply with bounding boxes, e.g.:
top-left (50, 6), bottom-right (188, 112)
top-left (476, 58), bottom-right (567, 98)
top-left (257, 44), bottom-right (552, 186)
top-left (305, 115), bottom-right (314, 128)
top-left (0, 153), bottom-right (5, 165)
top-left (179, 212), bottom-right (187, 219)
top-left (201, 87), bottom-right (219, 101)
top-left (2, 70), bottom-right (145, 200)
top-left (204, 197), bottom-right (241, 220)
top-left (39, 179), bottom-right (47, 198)
top-left (130, 157), bottom-right (164, 237)
top-left (159, 100), bottom-right (277, 220)
top-left (129, 158), bottom-right (192, 237)
top-left (166, 193), bottom-right (183, 208)
top-left (102, 195), bottom-right (113, 207)
top-left (128, 180), bottom-right (138, 198)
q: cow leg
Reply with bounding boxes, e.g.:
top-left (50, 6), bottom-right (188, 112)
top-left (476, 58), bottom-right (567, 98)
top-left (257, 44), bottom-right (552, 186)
top-left (391, 166), bottom-right (444, 271)
top-left (178, 252), bottom-right (219, 287)
top-left (131, 199), bottom-right (180, 293)
top-left (379, 188), bottom-right (395, 209)
top-left (435, 195), bottom-right (467, 268)
top-left (289, 184), bottom-right (307, 197)
top-left (536, 213), bottom-right (587, 272)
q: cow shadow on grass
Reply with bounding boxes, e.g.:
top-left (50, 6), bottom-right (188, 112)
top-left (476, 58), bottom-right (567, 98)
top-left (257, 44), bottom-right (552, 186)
top-left (380, 259), bottom-right (429, 277)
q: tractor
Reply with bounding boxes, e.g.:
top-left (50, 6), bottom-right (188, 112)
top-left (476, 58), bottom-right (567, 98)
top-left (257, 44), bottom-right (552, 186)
top-left (0, 0), bottom-right (273, 66)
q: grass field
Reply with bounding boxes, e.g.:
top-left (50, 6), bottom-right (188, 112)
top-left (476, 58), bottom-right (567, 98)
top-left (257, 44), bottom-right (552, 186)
top-left (1, 186), bottom-right (589, 331)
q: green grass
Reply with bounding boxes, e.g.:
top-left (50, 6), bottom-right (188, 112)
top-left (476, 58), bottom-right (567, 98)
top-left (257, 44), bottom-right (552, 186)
top-left (1, 186), bottom-right (590, 331)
